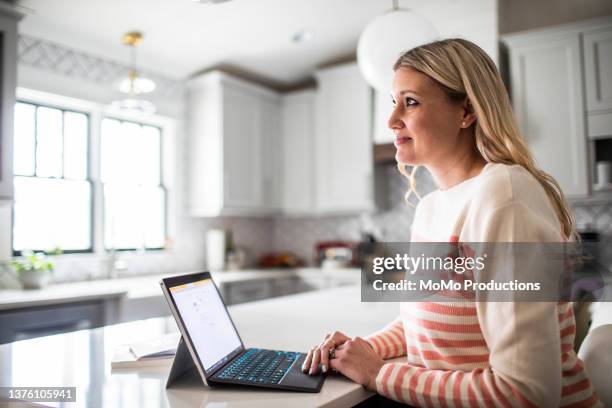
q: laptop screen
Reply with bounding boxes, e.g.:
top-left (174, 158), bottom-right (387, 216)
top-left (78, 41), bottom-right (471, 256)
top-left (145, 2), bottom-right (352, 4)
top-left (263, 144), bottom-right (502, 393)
top-left (169, 278), bottom-right (242, 372)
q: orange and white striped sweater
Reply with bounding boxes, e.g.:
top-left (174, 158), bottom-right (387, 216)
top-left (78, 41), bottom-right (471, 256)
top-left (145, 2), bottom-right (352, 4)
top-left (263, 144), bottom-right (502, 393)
top-left (366, 163), bottom-right (602, 407)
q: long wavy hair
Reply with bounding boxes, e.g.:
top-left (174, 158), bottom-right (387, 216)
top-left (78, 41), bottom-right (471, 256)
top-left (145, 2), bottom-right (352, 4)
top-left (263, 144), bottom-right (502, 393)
top-left (394, 38), bottom-right (577, 241)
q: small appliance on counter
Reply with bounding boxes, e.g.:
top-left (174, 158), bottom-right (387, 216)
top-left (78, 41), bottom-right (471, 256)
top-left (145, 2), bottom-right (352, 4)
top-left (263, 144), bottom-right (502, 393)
top-left (314, 241), bottom-right (359, 269)
top-left (577, 223), bottom-right (601, 273)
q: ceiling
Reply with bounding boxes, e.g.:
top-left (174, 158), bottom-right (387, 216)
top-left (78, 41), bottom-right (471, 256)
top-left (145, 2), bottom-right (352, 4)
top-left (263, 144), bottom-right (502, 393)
top-left (16, 0), bottom-right (496, 86)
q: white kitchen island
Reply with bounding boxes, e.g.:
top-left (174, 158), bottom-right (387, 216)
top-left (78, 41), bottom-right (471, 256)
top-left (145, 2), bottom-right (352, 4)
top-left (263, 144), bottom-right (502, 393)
top-left (0, 286), bottom-right (400, 408)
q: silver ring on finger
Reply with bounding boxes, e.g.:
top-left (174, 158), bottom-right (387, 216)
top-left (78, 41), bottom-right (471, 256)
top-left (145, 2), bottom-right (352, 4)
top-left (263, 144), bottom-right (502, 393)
top-left (329, 348), bottom-right (336, 359)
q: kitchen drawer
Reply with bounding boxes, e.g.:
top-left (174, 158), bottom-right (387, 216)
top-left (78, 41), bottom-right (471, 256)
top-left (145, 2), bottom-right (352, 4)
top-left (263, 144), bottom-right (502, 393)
top-left (587, 111), bottom-right (612, 139)
top-left (225, 280), bottom-right (273, 305)
top-left (0, 300), bottom-right (110, 344)
top-left (329, 274), bottom-right (360, 288)
top-left (272, 276), bottom-right (318, 297)
top-left (273, 276), bottom-right (299, 297)
top-left (118, 295), bottom-right (170, 323)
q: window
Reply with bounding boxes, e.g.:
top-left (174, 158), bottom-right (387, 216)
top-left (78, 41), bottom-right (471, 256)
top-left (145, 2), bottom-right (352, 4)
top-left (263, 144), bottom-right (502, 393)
top-left (13, 102), bottom-right (92, 253)
top-left (12, 95), bottom-right (168, 255)
top-left (101, 118), bottom-right (166, 250)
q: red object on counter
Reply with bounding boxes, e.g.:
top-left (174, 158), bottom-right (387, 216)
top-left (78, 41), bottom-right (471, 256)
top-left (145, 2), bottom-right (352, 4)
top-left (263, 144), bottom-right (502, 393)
top-left (257, 252), bottom-right (304, 268)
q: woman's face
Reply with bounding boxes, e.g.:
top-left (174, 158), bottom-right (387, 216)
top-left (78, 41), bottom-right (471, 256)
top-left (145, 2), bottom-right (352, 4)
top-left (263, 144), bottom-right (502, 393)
top-left (388, 68), bottom-right (468, 166)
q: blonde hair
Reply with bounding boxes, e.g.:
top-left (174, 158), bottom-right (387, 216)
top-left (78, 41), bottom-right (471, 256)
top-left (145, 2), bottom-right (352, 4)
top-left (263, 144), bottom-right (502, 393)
top-left (394, 38), bottom-right (577, 241)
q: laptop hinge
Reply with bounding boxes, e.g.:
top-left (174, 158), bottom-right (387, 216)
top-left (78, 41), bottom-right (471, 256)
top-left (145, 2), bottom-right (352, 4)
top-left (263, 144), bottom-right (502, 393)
top-left (207, 347), bottom-right (248, 378)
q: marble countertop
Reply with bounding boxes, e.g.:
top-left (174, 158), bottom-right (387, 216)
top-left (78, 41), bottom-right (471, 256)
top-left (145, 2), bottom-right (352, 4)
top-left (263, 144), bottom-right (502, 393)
top-left (0, 286), bottom-right (399, 408)
top-left (0, 268), bottom-right (360, 311)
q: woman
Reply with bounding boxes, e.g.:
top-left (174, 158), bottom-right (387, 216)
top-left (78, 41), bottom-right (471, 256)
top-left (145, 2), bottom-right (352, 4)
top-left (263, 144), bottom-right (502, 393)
top-left (302, 39), bottom-right (602, 407)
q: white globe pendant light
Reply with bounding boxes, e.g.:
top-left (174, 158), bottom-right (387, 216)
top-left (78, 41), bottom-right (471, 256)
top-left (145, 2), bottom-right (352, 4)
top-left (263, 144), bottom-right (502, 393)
top-left (357, 1), bottom-right (437, 93)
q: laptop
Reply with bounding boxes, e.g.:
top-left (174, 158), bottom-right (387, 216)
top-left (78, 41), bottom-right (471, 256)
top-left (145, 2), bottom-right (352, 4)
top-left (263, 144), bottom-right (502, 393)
top-left (160, 271), bottom-right (325, 392)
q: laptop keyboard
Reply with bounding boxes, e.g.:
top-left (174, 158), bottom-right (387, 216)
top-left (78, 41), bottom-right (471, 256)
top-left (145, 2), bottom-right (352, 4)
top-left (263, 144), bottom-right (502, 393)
top-left (215, 348), bottom-right (300, 385)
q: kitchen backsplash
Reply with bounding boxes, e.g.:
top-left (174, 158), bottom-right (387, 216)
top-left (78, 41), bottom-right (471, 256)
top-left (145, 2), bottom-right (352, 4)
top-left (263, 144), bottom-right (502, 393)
top-left (271, 165), bottom-right (437, 264)
top-left (271, 165), bottom-right (612, 269)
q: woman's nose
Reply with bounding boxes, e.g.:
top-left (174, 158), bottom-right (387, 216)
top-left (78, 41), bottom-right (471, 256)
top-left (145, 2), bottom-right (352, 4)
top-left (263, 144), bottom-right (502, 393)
top-left (387, 108), bottom-right (404, 130)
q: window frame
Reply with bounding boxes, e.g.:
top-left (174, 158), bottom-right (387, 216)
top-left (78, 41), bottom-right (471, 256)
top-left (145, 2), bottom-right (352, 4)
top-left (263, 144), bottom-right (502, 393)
top-left (100, 116), bottom-right (168, 252)
top-left (12, 88), bottom-right (174, 258)
top-left (12, 99), bottom-right (94, 256)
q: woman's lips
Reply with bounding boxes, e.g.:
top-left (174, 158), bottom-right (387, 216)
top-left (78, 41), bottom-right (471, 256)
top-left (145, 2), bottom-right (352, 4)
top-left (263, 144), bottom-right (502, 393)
top-left (394, 136), bottom-right (413, 146)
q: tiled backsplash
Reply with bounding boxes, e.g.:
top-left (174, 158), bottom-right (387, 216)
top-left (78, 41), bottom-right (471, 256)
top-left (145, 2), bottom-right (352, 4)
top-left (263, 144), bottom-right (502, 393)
top-left (271, 165), bottom-right (437, 264)
top-left (271, 165), bottom-right (612, 270)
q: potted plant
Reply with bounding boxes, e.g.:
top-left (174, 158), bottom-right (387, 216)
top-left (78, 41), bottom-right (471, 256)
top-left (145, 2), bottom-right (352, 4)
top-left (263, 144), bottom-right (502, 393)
top-left (11, 251), bottom-right (55, 289)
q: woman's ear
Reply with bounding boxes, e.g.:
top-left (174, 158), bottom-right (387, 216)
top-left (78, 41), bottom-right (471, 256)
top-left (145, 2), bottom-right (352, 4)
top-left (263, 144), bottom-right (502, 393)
top-left (460, 98), bottom-right (477, 128)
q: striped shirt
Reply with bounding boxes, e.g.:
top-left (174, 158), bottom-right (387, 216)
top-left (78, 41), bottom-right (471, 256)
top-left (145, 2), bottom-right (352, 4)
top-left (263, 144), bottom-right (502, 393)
top-left (366, 163), bottom-right (602, 407)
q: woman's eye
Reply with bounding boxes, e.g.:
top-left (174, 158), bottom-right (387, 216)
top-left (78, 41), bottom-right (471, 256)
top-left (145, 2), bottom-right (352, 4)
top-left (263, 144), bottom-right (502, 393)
top-left (405, 97), bottom-right (419, 106)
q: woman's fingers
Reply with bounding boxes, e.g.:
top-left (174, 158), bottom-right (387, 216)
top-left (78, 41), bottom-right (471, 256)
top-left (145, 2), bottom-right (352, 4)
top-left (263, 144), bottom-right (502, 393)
top-left (319, 338), bottom-right (336, 373)
top-left (303, 331), bottom-right (351, 375)
top-left (309, 344), bottom-right (322, 375)
top-left (330, 331), bottom-right (351, 346)
top-left (302, 347), bottom-right (315, 372)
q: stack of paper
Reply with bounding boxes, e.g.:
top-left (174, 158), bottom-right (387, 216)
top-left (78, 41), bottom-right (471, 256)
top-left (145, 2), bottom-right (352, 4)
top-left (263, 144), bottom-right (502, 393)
top-left (111, 332), bottom-right (180, 370)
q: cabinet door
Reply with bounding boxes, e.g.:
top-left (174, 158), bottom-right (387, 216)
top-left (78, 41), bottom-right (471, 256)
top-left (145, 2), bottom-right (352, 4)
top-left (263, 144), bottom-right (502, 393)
top-left (509, 34), bottom-right (589, 197)
top-left (314, 64), bottom-right (374, 213)
top-left (222, 85), bottom-right (264, 209)
top-left (280, 91), bottom-right (315, 214)
top-left (0, 12), bottom-right (19, 202)
top-left (186, 78), bottom-right (224, 216)
top-left (584, 26), bottom-right (612, 113)
top-left (260, 96), bottom-right (281, 212)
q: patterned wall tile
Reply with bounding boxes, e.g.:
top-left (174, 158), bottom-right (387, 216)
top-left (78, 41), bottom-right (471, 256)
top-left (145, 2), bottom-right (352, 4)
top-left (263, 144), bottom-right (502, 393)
top-left (270, 165), bottom-right (437, 265)
top-left (18, 35), bottom-right (184, 100)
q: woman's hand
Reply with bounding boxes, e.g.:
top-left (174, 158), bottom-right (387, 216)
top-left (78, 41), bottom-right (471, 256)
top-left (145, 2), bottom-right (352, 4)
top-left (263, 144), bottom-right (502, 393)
top-left (329, 337), bottom-right (384, 391)
top-left (302, 331), bottom-right (351, 375)
top-left (303, 332), bottom-right (384, 391)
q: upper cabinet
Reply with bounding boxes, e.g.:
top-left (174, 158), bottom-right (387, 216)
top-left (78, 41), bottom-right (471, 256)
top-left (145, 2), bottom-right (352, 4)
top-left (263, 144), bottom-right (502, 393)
top-left (583, 25), bottom-right (612, 139)
top-left (280, 90), bottom-right (316, 214)
top-left (503, 17), bottom-right (612, 198)
top-left (505, 30), bottom-right (589, 197)
top-left (313, 63), bottom-right (374, 213)
top-left (187, 63), bottom-right (375, 217)
top-left (186, 72), bottom-right (280, 216)
top-left (0, 6), bottom-right (22, 203)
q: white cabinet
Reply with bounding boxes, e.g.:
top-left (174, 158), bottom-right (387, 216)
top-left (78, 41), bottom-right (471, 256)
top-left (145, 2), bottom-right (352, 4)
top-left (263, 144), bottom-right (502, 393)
top-left (260, 96), bottom-right (282, 212)
top-left (504, 29), bottom-right (590, 197)
top-left (221, 84), bottom-right (264, 209)
top-left (280, 90), bottom-right (315, 214)
top-left (187, 64), bottom-right (375, 216)
top-left (314, 63), bottom-right (374, 213)
top-left (186, 72), bottom-right (280, 216)
top-left (0, 7), bottom-right (21, 203)
top-left (584, 25), bottom-right (612, 138)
